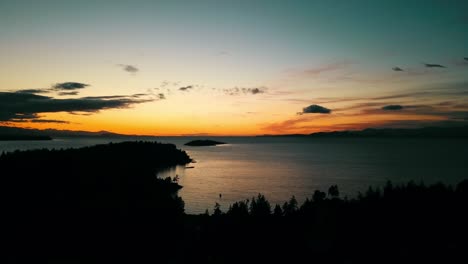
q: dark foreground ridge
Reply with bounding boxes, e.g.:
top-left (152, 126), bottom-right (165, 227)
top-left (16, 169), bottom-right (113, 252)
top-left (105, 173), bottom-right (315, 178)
top-left (2, 143), bottom-right (467, 263)
top-left (184, 139), bottom-right (226, 146)
top-left (2, 141), bottom-right (191, 263)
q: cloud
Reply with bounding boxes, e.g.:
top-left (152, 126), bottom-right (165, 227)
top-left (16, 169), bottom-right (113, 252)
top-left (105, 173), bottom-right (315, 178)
top-left (301, 104), bottom-right (331, 114)
top-left (15, 89), bottom-right (50, 94)
top-left (13, 82), bottom-right (90, 96)
top-left (52, 82), bottom-right (90, 90)
top-left (0, 92), bottom-right (152, 123)
top-left (372, 92), bottom-right (432, 100)
top-left (222, 87), bottom-right (267, 95)
top-left (30, 119), bottom-right (70, 124)
top-left (456, 58), bottom-right (468, 67)
top-left (382, 105), bottom-right (404, 111)
top-left (143, 88), bottom-right (167, 100)
top-left (179, 85), bottom-right (194, 91)
top-left (118, 64), bottom-right (139, 73)
top-left (82, 95), bottom-right (133, 100)
top-left (249, 87), bottom-right (264, 94)
top-left (262, 114), bottom-right (328, 133)
top-left (424, 63), bottom-right (446, 68)
top-left (392, 67), bottom-right (404, 72)
top-left (58, 91), bottom-right (79, 96)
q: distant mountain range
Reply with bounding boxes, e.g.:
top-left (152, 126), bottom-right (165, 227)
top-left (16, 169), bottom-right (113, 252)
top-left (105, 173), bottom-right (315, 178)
top-left (2, 125), bottom-right (468, 141)
top-left (259, 126), bottom-right (468, 138)
top-left (0, 126), bottom-right (133, 140)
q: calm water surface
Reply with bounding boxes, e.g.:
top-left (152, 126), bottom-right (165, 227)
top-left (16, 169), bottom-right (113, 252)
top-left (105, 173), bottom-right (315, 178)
top-left (2, 137), bottom-right (468, 214)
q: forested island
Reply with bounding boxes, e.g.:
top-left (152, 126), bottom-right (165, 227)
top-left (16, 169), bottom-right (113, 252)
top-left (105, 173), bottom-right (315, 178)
top-left (2, 141), bottom-right (467, 263)
top-left (185, 139), bottom-right (226, 146)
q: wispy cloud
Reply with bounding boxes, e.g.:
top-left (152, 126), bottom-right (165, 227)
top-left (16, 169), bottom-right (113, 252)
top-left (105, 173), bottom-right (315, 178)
top-left (13, 82), bottom-right (90, 96)
top-left (262, 114), bottom-right (330, 133)
top-left (222, 87), bottom-right (267, 96)
top-left (424, 63), bottom-right (446, 68)
top-left (382, 104), bottom-right (404, 111)
top-left (15, 89), bottom-right (50, 94)
top-left (372, 91), bottom-right (433, 100)
top-left (58, 91), bottom-right (79, 96)
top-left (179, 85), bottom-right (194, 91)
top-left (118, 64), bottom-right (139, 73)
top-left (392, 67), bottom-right (404, 72)
top-left (52, 82), bottom-right (90, 90)
top-left (30, 119), bottom-right (70, 124)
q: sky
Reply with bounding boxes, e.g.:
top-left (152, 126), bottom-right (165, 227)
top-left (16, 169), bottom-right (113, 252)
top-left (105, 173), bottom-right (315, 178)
top-left (1, 0), bottom-right (468, 135)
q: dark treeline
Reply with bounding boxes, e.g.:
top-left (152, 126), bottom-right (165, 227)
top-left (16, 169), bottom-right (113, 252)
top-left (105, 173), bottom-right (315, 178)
top-left (186, 181), bottom-right (468, 263)
top-left (2, 142), bottom-right (467, 263)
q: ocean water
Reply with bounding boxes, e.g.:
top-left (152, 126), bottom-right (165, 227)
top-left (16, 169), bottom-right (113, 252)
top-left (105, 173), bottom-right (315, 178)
top-left (2, 137), bottom-right (468, 214)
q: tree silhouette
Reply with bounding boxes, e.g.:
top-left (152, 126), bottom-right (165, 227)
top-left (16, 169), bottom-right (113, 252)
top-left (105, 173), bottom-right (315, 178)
top-left (249, 194), bottom-right (271, 217)
top-left (313, 190), bottom-right (326, 202)
top-left (328, 185), bottom-right (339, 198)
top-left (273, 204), bottom-right (283, 217)
top-left (227, 200), bottom-right (249, 218)
top-left (282, 196), bottom-right (298, 216)
top-left (213, 202), bottom-right (222, 216)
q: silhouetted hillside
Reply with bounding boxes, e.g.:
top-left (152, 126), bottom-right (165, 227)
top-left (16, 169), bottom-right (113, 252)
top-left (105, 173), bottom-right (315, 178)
top-left (0, 125), bottom-right (146, 139)
top-left (259, 126), bottom-right (468, 138)
top-left (310, 126), bottom-right (468, 137)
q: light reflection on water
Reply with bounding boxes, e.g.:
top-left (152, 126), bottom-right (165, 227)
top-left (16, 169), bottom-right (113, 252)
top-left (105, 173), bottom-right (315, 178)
top-left (2, 137), bottom-right (468, 214)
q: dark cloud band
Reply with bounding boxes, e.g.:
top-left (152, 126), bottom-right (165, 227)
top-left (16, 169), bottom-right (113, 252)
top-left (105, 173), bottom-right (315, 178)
top-left (0, 92), bottom-right (152, 123)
